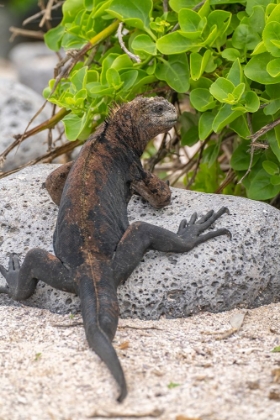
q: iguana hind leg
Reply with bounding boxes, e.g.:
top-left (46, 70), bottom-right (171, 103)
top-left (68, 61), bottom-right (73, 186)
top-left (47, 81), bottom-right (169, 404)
top-left (112, 207), bottom-right (230, 287)
top-left (0, 249), bottom-right (76, 300)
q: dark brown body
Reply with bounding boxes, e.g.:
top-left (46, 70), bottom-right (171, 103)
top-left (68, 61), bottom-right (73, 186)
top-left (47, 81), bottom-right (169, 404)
top-left (0, 97), bottom-right (230, 401)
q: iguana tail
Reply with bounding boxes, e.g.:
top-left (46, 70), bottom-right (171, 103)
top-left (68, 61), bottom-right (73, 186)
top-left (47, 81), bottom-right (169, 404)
top-left (79, 274), bottom-right (127, 402)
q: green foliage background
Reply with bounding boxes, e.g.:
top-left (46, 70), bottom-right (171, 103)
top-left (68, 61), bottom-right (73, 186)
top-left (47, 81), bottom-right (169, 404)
top-left (44, 0), bottom-right (280, 202)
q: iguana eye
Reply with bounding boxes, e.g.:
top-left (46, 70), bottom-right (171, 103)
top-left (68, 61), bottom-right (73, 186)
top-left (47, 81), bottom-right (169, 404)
top-left (155, 105), bottom-right (164, 113)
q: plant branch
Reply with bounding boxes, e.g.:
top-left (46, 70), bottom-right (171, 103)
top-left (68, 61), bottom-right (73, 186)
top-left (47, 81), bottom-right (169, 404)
top-left (22, 1), bottom-right (64, 26)
top-left (0, 108), bottom-right (69, 166)
top-left (249, 116), bottom-right (280, 142)
top-left (215, 169), bottom-right (236, 194)
top-left (163, 0), bottom-right (169, 13)
top-left (0, 139), bottom-right (81, 180)
top-left (39, 0), bottom-right (55, 27)
top-left (185, 139), bottom-right (208, 189)
top-left (9, 27), bottom-right (44, 41)
top-left (238, 113), bottom-right (258, 184)
top-left (1, 20), bottom-right (120, 171)
top-left (117, 22), bottom-right (141, 63)
top-left (170, 137), bottom-right (211, 186)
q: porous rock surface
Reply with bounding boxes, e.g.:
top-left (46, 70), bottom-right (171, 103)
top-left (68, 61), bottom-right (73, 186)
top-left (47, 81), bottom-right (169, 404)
top-left (9, 42), bottom-right (59, 95)
top-left (0, 80), bottom-right (61, 171)
top-left (0, 164), bottom-right (280, 319)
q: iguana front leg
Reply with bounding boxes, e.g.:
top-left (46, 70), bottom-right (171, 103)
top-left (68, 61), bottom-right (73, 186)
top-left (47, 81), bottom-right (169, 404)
top-left (0, 249), bottom-right (76, 300)
top-left (131, 171), bottom-right (171, 208)
top-left (45, 161), bottom-right (74, 206)
top-left (112, 207), bottom-right (230, 288)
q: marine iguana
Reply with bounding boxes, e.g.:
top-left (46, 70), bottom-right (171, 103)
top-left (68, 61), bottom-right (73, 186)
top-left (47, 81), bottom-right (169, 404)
top-left (0, 96), bottom-right (230, 402)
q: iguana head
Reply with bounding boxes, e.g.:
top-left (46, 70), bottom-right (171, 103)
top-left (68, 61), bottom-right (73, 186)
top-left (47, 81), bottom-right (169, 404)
top-left (106, 96), bottom-right (177, 154)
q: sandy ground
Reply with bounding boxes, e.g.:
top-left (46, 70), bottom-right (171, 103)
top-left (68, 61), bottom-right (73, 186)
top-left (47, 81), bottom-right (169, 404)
top-left (0, 298), bottom-right (280, 420)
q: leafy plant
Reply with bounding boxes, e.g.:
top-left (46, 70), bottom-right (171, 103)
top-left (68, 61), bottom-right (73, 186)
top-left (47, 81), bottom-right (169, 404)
top-left (167, 381), bottom-right (181, 389)
top-left (42, 0), bottom-right (280, 203)
top-left (271, 346), bottom-right (280, 352)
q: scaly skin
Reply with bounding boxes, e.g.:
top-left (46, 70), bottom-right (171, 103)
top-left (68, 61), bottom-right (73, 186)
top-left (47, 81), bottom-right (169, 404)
top-left (0, 97), bottom-right (230, 402)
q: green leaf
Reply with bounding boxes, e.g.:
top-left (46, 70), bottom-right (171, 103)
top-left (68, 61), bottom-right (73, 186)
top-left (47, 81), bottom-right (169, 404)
top-left (106, 68), bottom-right (123, 89)
top-left (221, 48), bottom-right (241, 61)
top-left (241, 91), bottom-right (260, 113)
top-left (207, 10), bottom-right (231, 39)
top-left (202, 25), bottom-right (218, 47)
top-left (129, 71), bottom-right (156, 94)
top-left (61, 33), bottom-right (87, 49)
top-left (120, 70), bottom-right (138, 91)
top-left (188, 161), bottom-right (223, 193)
top-left (251, 41), bottom-right (267, 56)
top-left (199, 112), bottom-right (215, 140)
top-left (169, 0), bottom-right (199, 13)
top-left (131, 34), bottom-right (156, 56)
top-left (245, 0), bottom-right (271, 16)
top-left (100, 53), bottom-right (118, 84)
top-left (111, 54), bottom-right (133, 71)
top-left (270, 174), bottom-right (280, 185)
top-left (190, 77), bottom-right (212, 90)
top-left (198, 0), bottom-right (210, 18)
top-left (227, 59), bottom-right (243, 86)
top-left (213, 104), bottom-right (242, 132)
top-left (262, 160), bottom-right (279, 175)
top-left (167, 382), bottom-right (180, 389)
top-left (263, 22), bottom-right (280, 58)
top-left (267, 131), bottom-right (280, 162)
top-left (247, 168), bottom-right (280, 200)
top-left (232, 24), bottom-right (261, 51)
top-left (106, 0), bottom-right (153, 35)
top-left (263, 99), bottom-right (280, 116)
top-left (229, 115), bottom-right (250, 138)
top-left (244, 53), bottom-right (280, 84)
top-left (181, 125), bottom-right (199, 146)
top-left (71, 66), bottom-right (87, 91)
top-left (190, 88), bottom-right (216, 111)
top-left (44, 25), bottom-right (65, 51)
top-left (272, 346), bottom-right (280, 353)
top-left (190, 50), bottom-right (211, 81)
top-left (178, 9), bottom-right (206, 39)
top-left (266, 59), bottom-right (280, 78)
top-left (62, 112), bottom-right (91, 140)
top-left (146, 60), bottom-right (156, 75)
top-left (204, 141), bottom-right (221, 167)
top-left (92, 0), bottom-right (113, 18)
top-left (88, 82), bottom-right (115, 97)
top-left (233, 83), bottom-right (245, 102)
top-left (156, 31), bottom-right (199, 54)
top-left (180, 112), bottom-right (199, 146)
top-left (155, 54), bottom-right (190, 93)
top-left (62, 0), bottom-right (84, 24)
top-left (247, 5), bottom-right (265, 35)
top-left (204, 54), bottom-right (217, 72)
top-left (209, 78), bottom-right (235, 103)
top-left (267, 3), bottom-right (280, 25)
top-left (231, 141), bottom-right (259, 170)
top-left (87, 70), bottom-right (99, 83)
top-left (266, 84), bottom-right (280, 100)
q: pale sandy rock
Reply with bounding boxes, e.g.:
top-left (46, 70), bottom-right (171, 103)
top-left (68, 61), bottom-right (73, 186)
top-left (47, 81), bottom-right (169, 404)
top-left (0, 303), bottom-right (280, 420)
top-left (0, 80), bottom-right (62, 171)
top-left (1, 164), bottom-right (280, 420)
top-left (0, 164), bottom-right (279, 318)
top-left (9, 42), bottom-right (58, 95)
